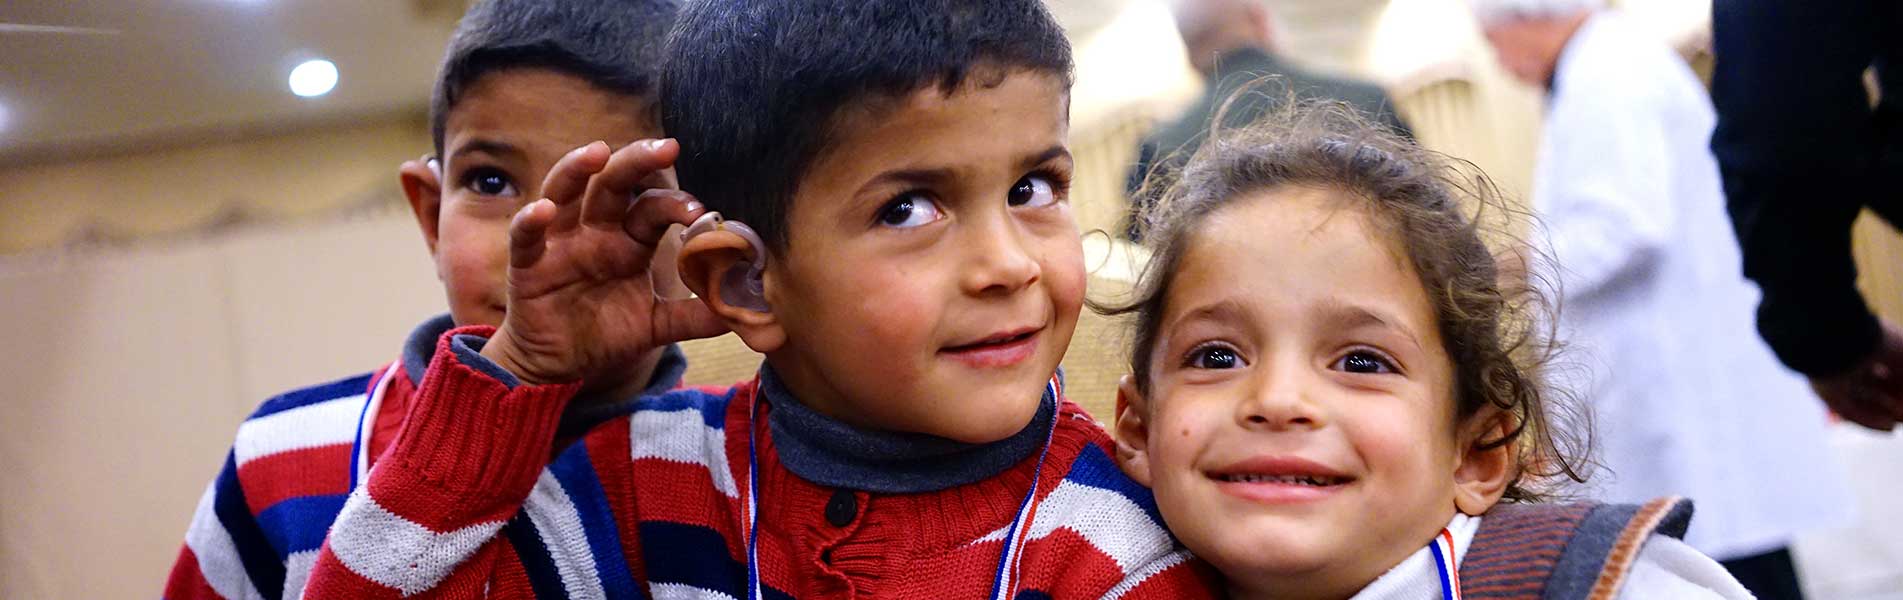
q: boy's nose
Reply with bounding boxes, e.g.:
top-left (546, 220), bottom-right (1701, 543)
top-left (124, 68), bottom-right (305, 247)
top-left (959, 217), bottom-right (1041, 296)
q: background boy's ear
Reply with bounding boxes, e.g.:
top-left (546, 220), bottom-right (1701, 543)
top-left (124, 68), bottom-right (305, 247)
top-left (678, 229), bottom-right (784, 353)
top-left (399, 156), bottom-right (444, 254)
top-left (1453, 410), bottom-right (1516, 516)
top-left (1114, 374), bottom-right (1155, 486)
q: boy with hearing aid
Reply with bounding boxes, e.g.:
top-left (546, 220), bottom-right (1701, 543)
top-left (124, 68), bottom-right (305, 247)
top-left (299, 0), bottom-right (1217, 597)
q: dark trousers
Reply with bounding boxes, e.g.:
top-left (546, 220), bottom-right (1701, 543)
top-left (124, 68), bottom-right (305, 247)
top-left (1719, 546), bottom-right (1806, 600)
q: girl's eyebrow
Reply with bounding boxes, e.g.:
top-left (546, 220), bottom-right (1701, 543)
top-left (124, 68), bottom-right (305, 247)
top-left (1316, 301), bottom-right (1425, 354)
top-left (1169, 298), bottom-right (1253, 331)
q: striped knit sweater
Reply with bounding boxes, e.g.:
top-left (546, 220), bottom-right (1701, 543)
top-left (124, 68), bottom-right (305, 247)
top-left (162, 316), bottom-right (687, 600)
top-left (300, 326), bottom-right (1219, 598)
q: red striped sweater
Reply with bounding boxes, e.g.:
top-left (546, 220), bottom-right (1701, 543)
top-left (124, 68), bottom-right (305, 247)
top-left (300, 325), bottom-right (1218, 598)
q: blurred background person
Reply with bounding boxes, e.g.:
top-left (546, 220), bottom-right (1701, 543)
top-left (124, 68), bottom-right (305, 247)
top-left (1711, 0), bottom-right (1903, 432)
top-left (1473, 0), bottom-right (1852, 597)
top-left (1124, 0), bottom-right (1411, 235)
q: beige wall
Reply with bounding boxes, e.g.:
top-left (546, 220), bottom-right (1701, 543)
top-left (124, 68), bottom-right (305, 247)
top-left (0, 119), bottom-right (441, 598)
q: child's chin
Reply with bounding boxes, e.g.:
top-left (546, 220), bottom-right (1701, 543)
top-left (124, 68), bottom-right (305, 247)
top-left (927, 396), bottom-right (1045, 444)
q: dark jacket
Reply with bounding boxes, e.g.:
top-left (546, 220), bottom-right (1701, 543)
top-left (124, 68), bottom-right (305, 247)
top-left (1711, 0), bottom-right (1903, 376)
top-left (1126, 46), bottom-right (1412, 234)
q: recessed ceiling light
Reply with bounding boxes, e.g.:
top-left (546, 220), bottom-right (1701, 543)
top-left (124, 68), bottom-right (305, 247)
top-left (288, 59), bottom-right (338, 98)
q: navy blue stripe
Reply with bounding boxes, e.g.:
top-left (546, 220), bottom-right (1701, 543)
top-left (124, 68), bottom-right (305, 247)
top-left (505, 513), bottom-right (571, 600)
top-left (631, 520), bottom-right (796, 600)
top-left (254, 493), bottom-right (348, 556)
top-left (640, 520), bottom-right (792, 599)
top-left (1015, 591), bottom-right (1054, 600)
top-left (640, 521), bottom-right (744, 594)
top-left (212, 451), bottom-right (284, 599)
top-left (633, 388), bottom-right (734, 429)
top-left (250, 372), bottom-right (374, 419)
top-left (548, 443), bottom-right (642, 600)
top-left (1065, 444), bottom-right (1167, 526)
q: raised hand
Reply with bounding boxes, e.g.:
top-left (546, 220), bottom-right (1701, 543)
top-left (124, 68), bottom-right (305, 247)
top-left (1808, 319), bottom-right (1903, 431)
top-left (480, 139), bottom-right (728, 386)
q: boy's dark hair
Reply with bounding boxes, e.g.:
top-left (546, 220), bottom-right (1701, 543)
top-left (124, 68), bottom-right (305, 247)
top-left (1101, 96), bottom-right (1590, 502)
top-left (431, 0), bottom-right (680, 157)
top-left (660, 0), bottom-right (1074, 251)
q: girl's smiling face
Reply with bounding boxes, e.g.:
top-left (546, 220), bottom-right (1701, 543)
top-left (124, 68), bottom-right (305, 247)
top-left (1118, 185), bottom-right (1472, 600)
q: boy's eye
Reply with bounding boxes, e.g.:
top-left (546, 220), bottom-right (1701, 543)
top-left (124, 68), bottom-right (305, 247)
top-left (464, 168), bottom-right (519, 197)
top-left (876, 193), bottom-right (943, 228)
top-left (1186, 344), bottom-right (1244, 370)
top-left (1008, 175), bottom-right (1057, 208)
top-left (1333, 350), bottom-right (1398, 375)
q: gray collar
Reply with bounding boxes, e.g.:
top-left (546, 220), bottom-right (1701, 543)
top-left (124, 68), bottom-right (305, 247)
top-left (761, 364), bottom-right (1057, 494)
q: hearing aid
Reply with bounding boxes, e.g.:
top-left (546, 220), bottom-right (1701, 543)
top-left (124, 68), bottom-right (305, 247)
top-left (680, 211), bottom-right (770, 312)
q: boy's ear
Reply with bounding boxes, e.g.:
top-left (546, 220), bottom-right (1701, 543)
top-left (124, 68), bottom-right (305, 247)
top-left (1114, 374), bottom-right (1155, 487)
top-left (678, 229), bottom-right (784, 353)
top-left (1453, 410), bottom-right (1516, 516)
top-left (399, 156), bottom-right (445, 256)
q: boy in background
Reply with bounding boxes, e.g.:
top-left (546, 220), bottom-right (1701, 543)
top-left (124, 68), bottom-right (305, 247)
top-left (163, 2), bottom-right (681, 598)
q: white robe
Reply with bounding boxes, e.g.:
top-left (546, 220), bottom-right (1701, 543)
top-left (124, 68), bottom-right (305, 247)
top-left (1530, 10), bottom-right (1852, 560)
top-left (1351, 513), bottom-right (1752, 600)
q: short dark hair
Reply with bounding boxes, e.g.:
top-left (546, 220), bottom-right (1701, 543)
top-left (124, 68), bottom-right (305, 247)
top-left (1102, 99), bottom-right (1589, 503)
top-left (430, 0), bottom-right (680, 157)
top-left (660, 0), bottom-right (1074, 251)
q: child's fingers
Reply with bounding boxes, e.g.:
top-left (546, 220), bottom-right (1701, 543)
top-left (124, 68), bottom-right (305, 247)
top-left (651, 297), bottom-right (731, 345)
top-left (580, 139), bottom-right (681, 228)
top-left (623, 189), bottom-right (706, 249)
top-left (542, 142), bottom-right (612, 231)
top-left (509, 199), bottom-right (557, 269)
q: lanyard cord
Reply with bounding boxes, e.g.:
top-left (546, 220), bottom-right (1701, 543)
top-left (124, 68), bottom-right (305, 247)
top-left (348, 362), bottom-right (403, 490)
top-left (744, 379), bottom-right (1061, 600)
top-left (1428, 528), bottom-right (1462, 600)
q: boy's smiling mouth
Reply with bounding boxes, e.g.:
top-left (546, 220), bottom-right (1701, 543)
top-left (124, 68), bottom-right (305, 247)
top-left (1206, 456), bottom-right (1355, 503)
top-left (939, 326), bottom-right (1043, 368)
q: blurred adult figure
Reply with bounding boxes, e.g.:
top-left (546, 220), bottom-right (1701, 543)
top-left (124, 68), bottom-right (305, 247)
top-left (1126, 0), bottom-right (1410, 230)
top-left (1710, 0), bottom-right (1903, 432)
top-left (1475, 1), bottom-right (1850, 598)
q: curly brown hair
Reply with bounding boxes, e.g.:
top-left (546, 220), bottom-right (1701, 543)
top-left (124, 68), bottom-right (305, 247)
top-left (1099, 97), bottom-right (1589, 502)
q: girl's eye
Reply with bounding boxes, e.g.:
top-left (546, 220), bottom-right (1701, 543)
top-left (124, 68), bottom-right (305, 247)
top-left (876, 193), bottom-right (943, 228)
top-left (1007, 174), bottom-right (1057, 207)
top-left (1186, 344), bottom-right (1244, 370)
top-left (464, 168), bottom-right (519, 197)
top-left (1333, 350), bottom-right (1398, 375)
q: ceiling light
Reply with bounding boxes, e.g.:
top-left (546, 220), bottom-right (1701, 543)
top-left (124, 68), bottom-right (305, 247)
top-left (288, 59), bottom-right (338, 98)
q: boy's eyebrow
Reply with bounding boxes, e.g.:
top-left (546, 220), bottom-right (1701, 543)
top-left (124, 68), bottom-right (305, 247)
top-left (447, 138), bottom-right (525, 163)
top-left (863, 145), bottom-right (1074, 190)
top-left (1020, 145), bottom-right (1071, 169)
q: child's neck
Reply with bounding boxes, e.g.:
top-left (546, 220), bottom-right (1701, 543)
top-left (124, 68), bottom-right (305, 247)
top-left (1226, 509), bottom-right (1469, 600)
top-left (757, 364), bottom-right (1055, 494)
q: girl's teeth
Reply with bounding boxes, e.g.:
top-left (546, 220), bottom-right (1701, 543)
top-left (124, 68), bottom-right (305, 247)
top-left (1220, 474), bottom-right (1339, 486)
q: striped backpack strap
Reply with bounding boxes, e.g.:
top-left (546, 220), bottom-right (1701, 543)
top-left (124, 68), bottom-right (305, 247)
top-left (1458, 497), bottom-right (1695, 600)
top-left (1459, 502), bottom-right (1594, 599)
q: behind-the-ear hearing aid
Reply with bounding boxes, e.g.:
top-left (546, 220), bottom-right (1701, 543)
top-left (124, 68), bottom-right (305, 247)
top-left (427, 156), bottom-right (443, 180)
top-left (680, 211), bottom-right (770, 312)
